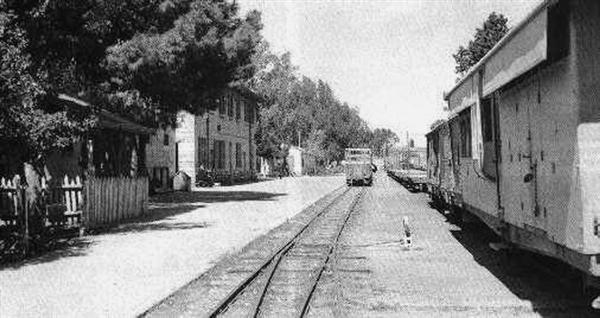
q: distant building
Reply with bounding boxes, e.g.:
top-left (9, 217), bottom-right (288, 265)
top-left (384, 145), bottom-right (426, 171)
top-left (146, 126), bottom-right (176, 190)
top-left (407, 147), bottom-right (427, 169)
top-left (259, 145), bottom-right (317, 177)
top-left (287, 146), bottom-right (317, 176)
top-left (146, 87), bottom-right (259, 187)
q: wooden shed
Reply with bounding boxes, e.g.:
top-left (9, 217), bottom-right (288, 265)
top-left (1, 94), bottom-right (153, 233)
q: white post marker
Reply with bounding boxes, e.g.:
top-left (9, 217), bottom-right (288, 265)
top-left (402, 216), bottom-right (412, 248)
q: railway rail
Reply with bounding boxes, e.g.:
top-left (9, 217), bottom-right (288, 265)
top-left (208, 186), bottom-right (365, 317)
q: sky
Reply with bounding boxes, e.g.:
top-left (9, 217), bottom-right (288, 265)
top-left (236, 0), bottom-right (542, 146)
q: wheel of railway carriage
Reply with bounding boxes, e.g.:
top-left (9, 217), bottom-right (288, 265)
top-left (581, 271), bottom-right (599, 302)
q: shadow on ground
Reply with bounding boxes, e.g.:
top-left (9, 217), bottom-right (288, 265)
top-left (0, 191), bottom-right (286, 270)
top-left (151, 190), bottom-right (286, 204)
top-left (429, 200), bottom-right (598, 317)
top-left (100, 190), bottom-right (287, 235)
top-left (1, 237), bottom-right (95, 270)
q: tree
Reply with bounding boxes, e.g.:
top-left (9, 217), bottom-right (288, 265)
top-left (1, 0), bottom-right (262, 172)
top-left (453, 12), bottom-right (508, 76)
top-left (105, 1), bottom-right (264, 122)
top-left (370, 128), bottom-right (399, 157)
top-left (249, 45), bottom-right (375, 164)
top-left (430, 119), bottom-right (446, 131)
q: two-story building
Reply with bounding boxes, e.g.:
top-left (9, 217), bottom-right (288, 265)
top-left (146, 87), bottom-right (259, 188)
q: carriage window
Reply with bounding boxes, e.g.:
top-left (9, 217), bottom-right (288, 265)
top-left (481, 98), bottom-right (493, 142)
top-left (459, 109), bottom-right (472, 158)
top-left (480, 97), bottom-right (498, 179)
top-left (547, 0), bottom-right (569, 62)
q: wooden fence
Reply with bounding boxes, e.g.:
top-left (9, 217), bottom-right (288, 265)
top-left (0, 175), bottom-right (148, 231)
top-left (43, 176), bottom-right (84, 227)
top-left (85, 176), bottom-right (148, 228)
top-left (0, 176), bottom-right (22, 228)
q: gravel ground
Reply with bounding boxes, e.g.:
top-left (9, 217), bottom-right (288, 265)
top-left (306, 172), bottom-right (598, 317)
top-left (0, 175), bottom-right (343, 318)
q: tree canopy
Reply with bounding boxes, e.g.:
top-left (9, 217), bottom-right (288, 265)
top-left (1, 1), bottom-right (396, 170)
top-left (1, 0), bottom-right (262, 165)
top-left (452, 12), bottom-right (508, 77)
top-left (430, 119), bottom-right (446, 131)
top-left (370, 128), bottom-right (399, 157)
top-left (249, 45), bottom-right (375, 163)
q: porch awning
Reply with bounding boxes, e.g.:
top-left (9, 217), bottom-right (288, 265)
top-left (57, 94), bottom-right (153, 134)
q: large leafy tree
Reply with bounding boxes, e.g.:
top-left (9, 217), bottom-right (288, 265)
top-left (430, 119), bottom-right (446, 130)
top-left (1, 0), bottom-right (262, 170)
top-left (453, 12), bottom-right (508, 76)
top-left (250, 47), bottom-right (375, 164)
top-left (370, 128), bottom-right (399, 157)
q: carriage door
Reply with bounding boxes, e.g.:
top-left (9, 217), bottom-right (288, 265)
top-left (520, 81), bottom-right (544, 231)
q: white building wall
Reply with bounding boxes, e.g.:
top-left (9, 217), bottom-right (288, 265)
top-left (175, 111), bottom-right (198, 182)
top-left (172, 89), bottom-right (258, 183)
top-left (146, 127), bottom-right (176, 188)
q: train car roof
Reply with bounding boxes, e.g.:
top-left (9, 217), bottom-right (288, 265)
top-left (443, 0), bottom-right (552, 101)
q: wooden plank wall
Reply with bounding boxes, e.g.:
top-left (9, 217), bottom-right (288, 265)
top-left (1, 174), bottom-right (148, 230)
top-left (85, 176), bottom-right (148, 229)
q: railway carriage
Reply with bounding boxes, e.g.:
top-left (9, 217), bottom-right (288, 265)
top-left (385, 152), bottom-right (427, 191)
top-left (344, 148), bottom-right (373, 186)
top-left (429, 0), bottom-right (600, 293)
top-left (426, 121), bottom-right (460, 206)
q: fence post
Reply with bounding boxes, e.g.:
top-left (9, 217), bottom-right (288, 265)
top-left (13, 176), bottom-right (29, 256)
top-left (82, 175), bottom-right (90, 236)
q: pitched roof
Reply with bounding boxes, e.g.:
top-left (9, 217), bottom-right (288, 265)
top-left (57, 94), bottom-right (153, 134)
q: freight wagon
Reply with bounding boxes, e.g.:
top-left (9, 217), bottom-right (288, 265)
top-left (344, 148), bottom-right (374, 186)
top-left (428, 0), bottom-right (600, 301)
top-left (385, 150), bottom-right (427, 191)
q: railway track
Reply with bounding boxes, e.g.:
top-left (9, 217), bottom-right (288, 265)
top-left (208, 186), bottom-right (365, 317)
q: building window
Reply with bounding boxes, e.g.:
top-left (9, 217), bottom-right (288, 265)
top-left (218, 96), bottom-right (226, 116)
top-left (163, 133), bottom-right (169, 146)
top-left (244, 102), bottom-right (251, 123)
top-left (229, 142), bottom-right (233, 170)
top-left (459, 109), bottom-right (472, 158)
top-left (243, 152), bottom-right (247, 170)
top-left (198, 138), bottom-right (209, 168)
top-left (228, 94), bottom-right (234, 118)
top-left (152, 167), bottom-right (169, 189)
top-left (235, 143), bottom-right (242, 168)
top-left (236, 99), bottom-right (242, 121)
top-left (214, 140), bottom-right (226, 170)
top-left (249, 150), bottom-right (253, 171)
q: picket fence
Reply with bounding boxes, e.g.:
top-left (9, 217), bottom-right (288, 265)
top-left (0, 176), bottom-right (22, 227)
top-left (0, 175), bottom-right (148, 230)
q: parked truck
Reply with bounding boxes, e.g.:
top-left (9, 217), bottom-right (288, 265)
top-left (344, 148), bottom-right (374, 186)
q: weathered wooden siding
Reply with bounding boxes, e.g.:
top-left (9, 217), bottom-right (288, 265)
top-left (572, 0), bottom-right (600, 253)
top-left (497, 16), bottom-right (579, 252)
top-left (85, 176), bottom-right (148, 229)
top-left (438, 124), bottom-right (454, 193)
